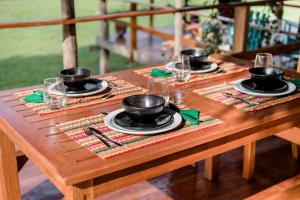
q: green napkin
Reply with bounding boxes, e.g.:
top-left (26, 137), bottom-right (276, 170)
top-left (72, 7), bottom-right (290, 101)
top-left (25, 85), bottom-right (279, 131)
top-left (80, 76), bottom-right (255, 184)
top-left (23, 90), bottom-right (44, 103)
top-left (180, 109), bottom-right (200, 125)
top-left (150, 68), bottom-right (172, 77)
top-left (290, 80), bottom-right (300, 89)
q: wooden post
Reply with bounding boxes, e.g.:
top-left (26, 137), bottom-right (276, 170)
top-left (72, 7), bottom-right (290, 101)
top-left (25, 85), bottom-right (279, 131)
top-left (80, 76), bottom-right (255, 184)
top-left (297, 51), bottom-right (300, 72)
top-left (174, 0), bottom-right (183, 56)
top-left (243, 142), bottom-right (256, 180)
top-left (149, 0), bottom-right (154, 44)
top-left (204, 156), bottom-right (220, 181)
top-left (0, 129), bottom-right (21, 200)
top-left (130, 3), bottom-right (137, 62)
top-left (99, 0), bottom-right (110, 74)
top-left (233, 6), bottom-right (250, 53)
top-left (61, 0), bottom-right (78, 69)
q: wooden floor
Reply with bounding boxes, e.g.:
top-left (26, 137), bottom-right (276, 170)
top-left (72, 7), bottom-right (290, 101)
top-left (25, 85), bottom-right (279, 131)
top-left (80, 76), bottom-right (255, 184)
top-left (20, 136), bottom-right (300, 200)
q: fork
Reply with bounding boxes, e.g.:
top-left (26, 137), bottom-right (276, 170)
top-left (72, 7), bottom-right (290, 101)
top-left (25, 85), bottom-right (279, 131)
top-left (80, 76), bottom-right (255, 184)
top-left (225, 93), bottom-right (259, 106)
top-left (89, 127), bottom-right (123, 146)
top-left (83, 127), bottom-right (111, 148)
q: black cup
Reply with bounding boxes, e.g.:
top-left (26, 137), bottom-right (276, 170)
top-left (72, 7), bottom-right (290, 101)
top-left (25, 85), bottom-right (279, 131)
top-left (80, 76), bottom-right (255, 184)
top-left (123, 94), bottom-right (165, 122)
top-left (60, 67), bottom-right (91, 88)
top-left (181, 49), bottom-right (209, 70)
top-left (249, 67), bottom-right (284, 89)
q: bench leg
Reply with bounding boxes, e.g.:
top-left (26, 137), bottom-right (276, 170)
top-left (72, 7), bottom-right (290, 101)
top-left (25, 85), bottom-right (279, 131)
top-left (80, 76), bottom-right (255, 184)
top-left (204, 155), bottom-right (219, 181)
top-left (243, 142), bottom-right (256, 180)
top-left (0, 129), bottom-right (21, 200)
top-left (65, 180), bottom-right (94, 200)
top-left (291, 143), bottom-right (299, 159)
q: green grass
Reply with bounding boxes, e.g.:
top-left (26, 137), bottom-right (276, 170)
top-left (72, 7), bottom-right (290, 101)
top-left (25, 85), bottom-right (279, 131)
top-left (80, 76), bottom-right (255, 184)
top-left (0, 0), bottom-right (299, 90)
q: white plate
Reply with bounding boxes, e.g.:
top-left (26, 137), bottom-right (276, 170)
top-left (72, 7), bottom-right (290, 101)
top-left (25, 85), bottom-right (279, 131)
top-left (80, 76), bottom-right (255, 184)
top-left (49, 80), bottom-right (109, 97)
top-left (232, 79), bottom-right (296, 97)
top-left (165, 62), bottom-right (218, 74)
top-left (104, 108), bottom-right (182, 135)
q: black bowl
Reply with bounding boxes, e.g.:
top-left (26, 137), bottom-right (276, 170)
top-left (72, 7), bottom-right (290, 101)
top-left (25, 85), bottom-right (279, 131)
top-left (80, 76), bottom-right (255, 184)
top-left (181, 49), bottom-right (209, 70)
top-left (123, 94), bottom-right (165, 122)
top-left (60, 68), bottom-right (91, 87)
top-left (249, 67), bottom-right (284, 87)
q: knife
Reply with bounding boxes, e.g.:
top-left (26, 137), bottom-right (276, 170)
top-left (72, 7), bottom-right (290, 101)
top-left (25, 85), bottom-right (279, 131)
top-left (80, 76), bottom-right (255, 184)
top-left (89, 127), bottom-right (123, 146)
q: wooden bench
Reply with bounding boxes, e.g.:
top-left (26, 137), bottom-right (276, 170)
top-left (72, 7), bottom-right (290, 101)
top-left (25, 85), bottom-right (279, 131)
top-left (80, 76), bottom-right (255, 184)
top-left (245, 174), bottom-right (300, 200)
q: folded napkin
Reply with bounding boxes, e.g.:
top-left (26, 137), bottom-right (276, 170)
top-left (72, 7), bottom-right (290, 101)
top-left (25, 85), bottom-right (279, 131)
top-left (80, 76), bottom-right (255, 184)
top-left (180, 109), bottom-right (200, 125)
top-left (290, 79), bottom-right (300, 89)
top-left (23, 90), bottom-right (44, 103)
top-left (150, 68), bottom-right (172, 77)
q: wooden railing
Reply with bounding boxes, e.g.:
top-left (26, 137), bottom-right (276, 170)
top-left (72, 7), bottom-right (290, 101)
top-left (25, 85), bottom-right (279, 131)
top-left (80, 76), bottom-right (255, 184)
top-left (0, 0), bottom-right (299, 72)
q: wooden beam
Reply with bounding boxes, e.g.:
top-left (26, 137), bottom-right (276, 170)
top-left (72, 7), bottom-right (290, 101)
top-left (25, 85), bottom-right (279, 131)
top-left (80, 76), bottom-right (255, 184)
top-left (0, 0), bottom-right (288, 29)
top-left (232, 41), bottom-right (300, 60)
top-left (174, 0), bottom-right (183, 56)
top-left (233, 6), bottom-right (250, 53)
top-left (130, 3), bottom-right (137, 62)
top-left (99, 0), bottom-right (110, 74)
top-left (61, 0), bottom-right (78, 69)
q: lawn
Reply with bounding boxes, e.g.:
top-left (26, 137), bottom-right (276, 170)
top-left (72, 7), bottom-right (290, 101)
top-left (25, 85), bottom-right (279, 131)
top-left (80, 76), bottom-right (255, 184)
top-left (0, 0), bottom-right (299, 90)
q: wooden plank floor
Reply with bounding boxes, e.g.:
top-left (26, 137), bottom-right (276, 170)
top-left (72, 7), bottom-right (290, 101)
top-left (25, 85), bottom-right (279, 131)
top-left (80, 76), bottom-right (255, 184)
top-left (20, 136), bottom-right (300, 200)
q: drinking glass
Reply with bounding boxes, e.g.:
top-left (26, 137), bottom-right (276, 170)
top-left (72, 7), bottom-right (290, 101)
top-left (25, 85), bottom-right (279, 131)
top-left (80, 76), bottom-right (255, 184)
top-left (172, 55), bottom-right (191, 82)
top-left (147, 76), bottom-right (169, 105)
top-left (43, 78), bottom-right (66, 109)
top-left (254, 53), bottom-right (273, 68)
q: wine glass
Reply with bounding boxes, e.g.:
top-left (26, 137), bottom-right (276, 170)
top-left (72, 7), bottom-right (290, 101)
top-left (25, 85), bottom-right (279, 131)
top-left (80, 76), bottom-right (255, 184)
top-left (172, 54), bottom-right (191, 82)
top-left (254, 53), bottom-right (273, 68)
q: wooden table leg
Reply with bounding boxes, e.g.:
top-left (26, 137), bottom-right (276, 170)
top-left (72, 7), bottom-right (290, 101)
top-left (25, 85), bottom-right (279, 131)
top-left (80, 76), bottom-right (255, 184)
top-left (204, 155), bottom-right (220, 181)
top-left (243, 142), bottom-right (256, 180)
top-left (291, 143), bottom-right (299, 159)
top-left (65, 180), bottom-right (94, 200)
top-left (0, 129), bottom-right (21, 200)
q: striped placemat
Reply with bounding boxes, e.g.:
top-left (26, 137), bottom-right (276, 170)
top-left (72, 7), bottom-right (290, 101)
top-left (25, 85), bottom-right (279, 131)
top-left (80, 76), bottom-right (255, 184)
top-left (15, 76), bottom-right (146, 115)
top-left (134, 62), bottom-right (249, 86)
top-left (193, 82), bottom-right (300, 112)
top-left (56, 105), bottom-right (223, 159)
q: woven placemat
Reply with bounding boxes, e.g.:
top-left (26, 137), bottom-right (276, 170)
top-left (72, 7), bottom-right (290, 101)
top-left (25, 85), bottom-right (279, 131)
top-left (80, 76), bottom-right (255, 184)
top-left (15, 76), bottom-right (146, 115)
top-left (134, 62), bottom-right (248, 86)
top-left (193, 82), bottom-right (300, 111)
top-left (56, 105), bottom-right (223, 159)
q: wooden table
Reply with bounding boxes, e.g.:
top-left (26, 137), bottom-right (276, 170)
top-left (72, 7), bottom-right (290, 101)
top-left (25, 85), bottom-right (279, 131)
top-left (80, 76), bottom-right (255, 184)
top-left (1, 55), bottom-right (300, 200)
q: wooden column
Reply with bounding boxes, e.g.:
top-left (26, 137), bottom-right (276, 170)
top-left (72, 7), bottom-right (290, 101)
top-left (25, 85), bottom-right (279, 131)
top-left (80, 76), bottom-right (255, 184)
top-left (130, 3), bottom-right (137, 62)
top-left (149, 0), bottom-right (154, 44)
top-left (0, 129), bottom-right (21, 200)
top-left (233, 6), bottom-right (250, 53)
top-left (99, 0), bottom-right (110, 74)
top-left (243, 142), bottom-right (256, 180)
top-left (204, 156), bottom-right (220, 181)
top-left (297, 51), bottom-right (300, 72)
top-left (174, 0), bottom-right (183, 56)
top-left (61, 0), bottom-right (78, 69)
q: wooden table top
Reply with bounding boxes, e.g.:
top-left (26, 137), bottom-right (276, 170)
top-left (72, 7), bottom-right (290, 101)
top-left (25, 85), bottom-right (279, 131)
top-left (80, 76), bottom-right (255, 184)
top-left (0, 55), bottom-right (300, 189)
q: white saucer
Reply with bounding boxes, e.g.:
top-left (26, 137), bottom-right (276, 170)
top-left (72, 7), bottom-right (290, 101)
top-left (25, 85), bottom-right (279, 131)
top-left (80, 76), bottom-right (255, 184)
top-left (165, 62), bottom-right (218, 74)
top-left (49, 80), bottom-right (109, 98)
top-left (232, 79), bottom-right (296, 97)
top-left (104, 108), bottom-right (182, 135)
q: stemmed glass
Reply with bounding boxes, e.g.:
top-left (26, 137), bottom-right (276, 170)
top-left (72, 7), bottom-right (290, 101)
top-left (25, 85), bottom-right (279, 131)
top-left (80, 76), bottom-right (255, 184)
top-left (171, 54), bottom-right (191, 82)
top-left (254, 53), bottom-right (273, 68)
